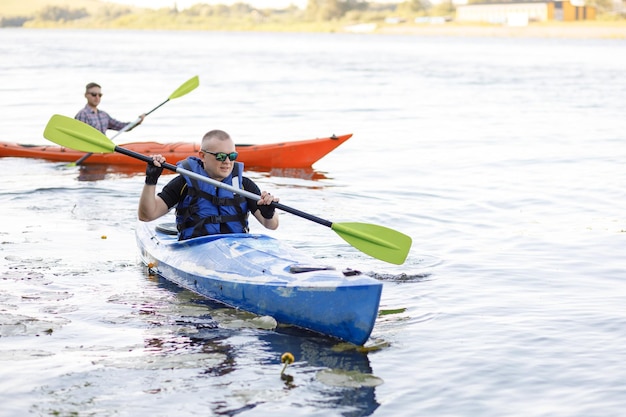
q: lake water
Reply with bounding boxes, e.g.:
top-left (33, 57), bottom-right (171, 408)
top-left (1, 28), bottom-right (626, 417)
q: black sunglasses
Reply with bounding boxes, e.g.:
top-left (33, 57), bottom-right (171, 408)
top-left (88, 92), bottom-right (103, 97)
top-left (202, 150), bottom-right (238, 162)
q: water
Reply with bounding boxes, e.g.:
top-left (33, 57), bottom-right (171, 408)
top-left (1, 28), bottom-right (626, 417)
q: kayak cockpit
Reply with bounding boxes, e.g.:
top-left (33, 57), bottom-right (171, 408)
top-left (151, 223), bottom-right (361, 277)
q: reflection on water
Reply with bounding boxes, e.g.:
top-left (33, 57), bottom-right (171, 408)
top-left (152, 274), bottom-right (381, 416)
top-left (252, 166), bottom-right (331, 181)
top-left (76, 163), bottom-right (141, 182)
top-left (73, 163), bottom-right (330, 182)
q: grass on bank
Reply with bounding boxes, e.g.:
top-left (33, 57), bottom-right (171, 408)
top-left (1, 0), bottom-right (110, 16)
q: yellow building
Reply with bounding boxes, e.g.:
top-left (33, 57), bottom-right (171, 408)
top-left (456, 1), bottom-right (596, 24)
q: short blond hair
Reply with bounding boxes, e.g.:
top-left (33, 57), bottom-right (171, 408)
top-left (85, 82), bottom-right (101, 92)
top-left (201, 130), bottom-right (231, 148)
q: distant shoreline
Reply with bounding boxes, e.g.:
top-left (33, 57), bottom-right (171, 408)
top-left (377, 23), bottom-right (626, 39)
top-left (7, 21), bottom-right (626, 40)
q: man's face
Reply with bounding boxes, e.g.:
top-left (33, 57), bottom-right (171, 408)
top-left (85, 88), bottom-right (102, 108)
top-left (199, 138), bottom-right (237, 181)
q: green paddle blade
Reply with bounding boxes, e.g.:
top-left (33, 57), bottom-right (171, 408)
top-left (168, 75), bottom-right (199, 99)
top-left (43, 114), bottom-right (115, 153)
top-left (331, 222), bottom-right (412, 265)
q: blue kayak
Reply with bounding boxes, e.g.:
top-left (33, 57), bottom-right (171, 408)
top-left (135, 220), bottom-right (383, 345)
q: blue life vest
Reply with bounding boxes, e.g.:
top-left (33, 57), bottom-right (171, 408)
top-left (175, 157), bottom-right (249, 240)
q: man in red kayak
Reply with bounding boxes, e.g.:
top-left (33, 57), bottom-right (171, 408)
top-left (138, 129), bottom-right (279, 239)
top-left (75, 82), bottom-right (145, 134)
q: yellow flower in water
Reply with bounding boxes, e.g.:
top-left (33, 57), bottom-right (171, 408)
top-left (281, 352), bottom-right (294, 365)
top-left (280, 352), bottom-right (295, 377)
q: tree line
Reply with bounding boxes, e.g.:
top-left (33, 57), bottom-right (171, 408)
top-left (1, 0), bottom-right (620, 28)
top-left (0, 0), bottom-right (443, 29)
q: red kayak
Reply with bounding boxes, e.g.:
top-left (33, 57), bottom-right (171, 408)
top-left (0, 133), bottom-right (351, 169)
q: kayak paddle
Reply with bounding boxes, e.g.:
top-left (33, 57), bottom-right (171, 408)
top-left (44, 114), bottom-right (412, 265)
top-left (72, 75), bottom-right (200, 166)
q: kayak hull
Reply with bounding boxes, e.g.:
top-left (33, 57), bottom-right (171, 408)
top-left (135, 220), bottom-right (382, 345)
top-left (0, 133), bottom-right (351, 169)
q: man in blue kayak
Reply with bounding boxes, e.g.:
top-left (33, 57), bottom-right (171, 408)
top-left (75, 82), bottom-right (145, 134)
top-left (138, 129), bottom-right (279, 239)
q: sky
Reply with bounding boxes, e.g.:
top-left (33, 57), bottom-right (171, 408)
top-left (106, 0), bottom-right (309, 9)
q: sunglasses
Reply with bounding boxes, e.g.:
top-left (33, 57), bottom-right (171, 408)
top-left (202, 149), bottom-right (238, 162)
top-left (88, 92), bottom-right (103, 97)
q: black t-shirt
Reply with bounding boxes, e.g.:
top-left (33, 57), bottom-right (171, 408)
top-left (158, 175), bottom-right (262, 215)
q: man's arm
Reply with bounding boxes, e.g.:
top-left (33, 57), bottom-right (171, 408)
top-left (106, 113), bottom-right (130, 132)
top-left (243, 178), bottom-right (279, 230)
top-left (138, 185), bottom-right (170, 221)
top-left (138, 156), bottom-right (178, 222)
